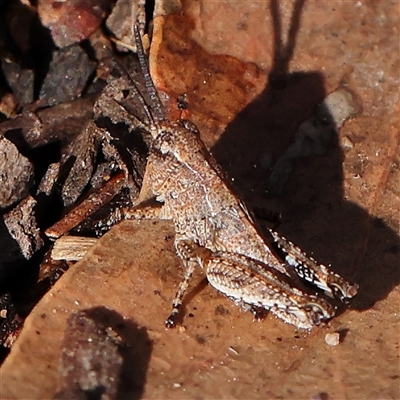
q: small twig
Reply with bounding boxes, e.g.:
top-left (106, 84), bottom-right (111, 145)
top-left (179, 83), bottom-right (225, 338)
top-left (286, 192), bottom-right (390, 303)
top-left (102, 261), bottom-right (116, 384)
top-left (45, 172), bottom-right (125, 239)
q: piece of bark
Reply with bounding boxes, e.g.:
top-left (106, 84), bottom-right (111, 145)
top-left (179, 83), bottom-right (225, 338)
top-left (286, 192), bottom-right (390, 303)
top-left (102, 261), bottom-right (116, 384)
top-left (0, 112), bottom-right (42, 146)
top-left (0, 136), bottom-right (34, 208)
top-left (93, 74), bottom-right (151, 133)
top-left (1, 59), bottom-right (35, 107)
top-left (53, 309), bottom-right (123, 400)
top-left (0, 96), bottom-right (96, 150)
top-left (39, 45), bottom-right (96, 107)
top-left (37, 95), bottom-right (97, 141)
top-left (38, 0), bottom-right (111, 48)
top-left (60, 120), bottom-right (99, 206)
top-left (36, 162), bottom-right (61, 196)
top-left (3, 196), bottom-right (44, 260)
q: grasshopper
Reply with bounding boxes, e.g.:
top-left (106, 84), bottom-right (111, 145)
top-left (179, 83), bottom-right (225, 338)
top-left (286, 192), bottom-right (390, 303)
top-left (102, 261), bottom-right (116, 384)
top-left (116, 26), bottom-right (358, 330)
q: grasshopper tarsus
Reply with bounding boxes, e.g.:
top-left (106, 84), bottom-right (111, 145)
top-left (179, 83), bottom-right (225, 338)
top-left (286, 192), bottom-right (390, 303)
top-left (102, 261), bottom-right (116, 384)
top-left (165, 307), bottom-right (181, 329)
top-left (165, 316), bottom-right (177, 329)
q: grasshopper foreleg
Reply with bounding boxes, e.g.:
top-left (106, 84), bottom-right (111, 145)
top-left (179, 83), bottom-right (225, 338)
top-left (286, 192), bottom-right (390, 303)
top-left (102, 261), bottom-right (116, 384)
top-left (165, 237), bottom-right (204, 328)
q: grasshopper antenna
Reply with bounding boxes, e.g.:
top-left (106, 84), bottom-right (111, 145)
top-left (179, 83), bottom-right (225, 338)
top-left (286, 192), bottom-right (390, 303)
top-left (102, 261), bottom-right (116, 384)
top-left (107, 38), bottom-right (156, 129)
top-left (133, 24), bottom-right (165, 123)
top-left (111, 60), bottom-right (156, 129)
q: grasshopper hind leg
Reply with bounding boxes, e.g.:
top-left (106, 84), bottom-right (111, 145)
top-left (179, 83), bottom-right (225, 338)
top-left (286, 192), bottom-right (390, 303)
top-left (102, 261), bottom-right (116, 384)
top-left (167, 239), bottom-right (335, 329)
top-left (200, 250), bottom-right (335, 329)
top-left (269, 229), bottom-right (358, 301)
